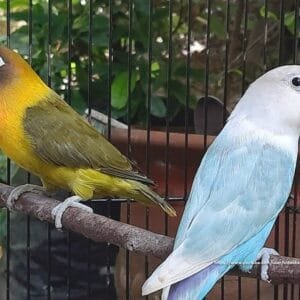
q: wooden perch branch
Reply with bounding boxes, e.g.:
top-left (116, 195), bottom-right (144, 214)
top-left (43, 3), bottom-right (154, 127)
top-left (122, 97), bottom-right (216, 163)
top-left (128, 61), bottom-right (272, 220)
top-left (0, 183), bottom-right (173, 259)
top-left (0, 183), bottom-right (299, 285)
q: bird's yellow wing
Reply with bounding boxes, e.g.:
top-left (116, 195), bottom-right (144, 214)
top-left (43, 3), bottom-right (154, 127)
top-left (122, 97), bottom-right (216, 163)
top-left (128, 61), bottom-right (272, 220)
top-left (23, 91), bottom-right (153, 184)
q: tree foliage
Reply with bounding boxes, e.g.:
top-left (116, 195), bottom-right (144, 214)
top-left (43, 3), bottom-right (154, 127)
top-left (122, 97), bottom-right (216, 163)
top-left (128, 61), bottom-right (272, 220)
top-left (0, 0), bottom-right (299, 183)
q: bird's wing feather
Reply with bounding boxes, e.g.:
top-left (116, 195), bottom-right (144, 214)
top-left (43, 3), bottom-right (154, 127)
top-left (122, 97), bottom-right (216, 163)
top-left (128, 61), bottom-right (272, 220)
top-left (23, 93), bottom-right (152, 184)
top-left (142, 131), bottom-right (295, 294)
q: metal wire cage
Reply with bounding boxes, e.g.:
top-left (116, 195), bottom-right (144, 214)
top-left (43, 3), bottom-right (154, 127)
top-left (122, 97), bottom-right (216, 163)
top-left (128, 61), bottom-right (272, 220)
top-left (0, 0), bottom-right (299, 299)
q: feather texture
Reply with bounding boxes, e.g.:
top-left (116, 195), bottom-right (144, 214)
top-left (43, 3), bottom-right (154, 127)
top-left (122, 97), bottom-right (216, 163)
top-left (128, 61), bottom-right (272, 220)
top-left (0, 46), bottom-right (176, 217)
top-left (165, 219), bottom-right (274, 300)
top-left (142, 122), bottom-right (296, 296)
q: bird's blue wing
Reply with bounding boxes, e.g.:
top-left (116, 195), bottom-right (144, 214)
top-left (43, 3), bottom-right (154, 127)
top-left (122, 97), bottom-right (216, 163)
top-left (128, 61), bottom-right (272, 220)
top-left (142, 131), bottom-right (296, 295)
top-left (166, 219), bottom-right (275, 300)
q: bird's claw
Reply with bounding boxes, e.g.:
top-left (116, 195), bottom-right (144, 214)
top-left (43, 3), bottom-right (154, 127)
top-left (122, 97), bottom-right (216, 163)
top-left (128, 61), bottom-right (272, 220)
top-left (51, 196), bottom-right (93, 229)
top-left (256, 247), bottom-right (279, 282)
top-left (7, 184), bottom-right (44, 210)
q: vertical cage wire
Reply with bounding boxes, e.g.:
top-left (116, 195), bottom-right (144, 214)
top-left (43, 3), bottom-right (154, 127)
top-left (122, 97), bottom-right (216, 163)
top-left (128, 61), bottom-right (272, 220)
top-left (144, 1), bottom-right (153, 294)
top-left (26, 1), bottom-right (33, 298)
top-left (239, 0), bottom-right (248, 298)
top-left (164, 0), bottom-right (173, 237)
top-left (184, 0), bottom-right (192, 200)
top-left (1, 1), bottom-right (300, 299)
top-left (203, 0), bottom-right (212, 151)
top-left (223, 0), bottom-right (230, 125)
top-left (291, 189), bottom-right (298, 298)
top-left (241, 0), bottom-right (248, 94)
top-left (275, 1), bottom-right (285, 299)
top-left (291, 2), bottom-right (299, 300)
top-left (284, 163), bottom-right (290, 298)
top-left (279, 0), bottom-right (286, 65)
top-left (106, 1), bottom-right (114, 298)
top-left (294, 0), bottom-right (299, 65)
top-left (66, 1), bottom-right (72, 299)
top-left (107, 0), bottom-right (113, 139)
top-left (263, 0), bottom-right (269, 72)
top-left (5, 1), bottom-right (10, 299)
top-left (47, 1), bottom-right (52, 299)
top-left (87, 0), bottom-right (93, 297)
top-left (125, 1), bottom-right (134, 299)
top-left (222, 1), bottom-right (231, 298)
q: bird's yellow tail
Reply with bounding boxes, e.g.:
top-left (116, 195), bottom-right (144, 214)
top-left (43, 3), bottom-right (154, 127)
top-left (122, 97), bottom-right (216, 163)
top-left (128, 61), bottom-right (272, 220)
top-left (72, 169), bottom-right (177, 217)
top-left (127, 180), bottom-right (177, 217)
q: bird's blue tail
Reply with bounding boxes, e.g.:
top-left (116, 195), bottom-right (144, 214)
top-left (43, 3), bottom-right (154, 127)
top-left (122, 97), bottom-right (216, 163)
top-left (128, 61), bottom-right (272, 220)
top-left (166, 221), bottom-right (276, 299)
top-left (167, 263), bottom-right (231, 300)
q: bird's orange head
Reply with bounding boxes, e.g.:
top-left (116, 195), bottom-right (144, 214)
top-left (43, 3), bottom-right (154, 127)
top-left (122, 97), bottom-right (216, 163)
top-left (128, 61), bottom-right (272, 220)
top-left (0, 46), bottom-right (49, 107)
top-left (0, 46), bottom-right (46, 87)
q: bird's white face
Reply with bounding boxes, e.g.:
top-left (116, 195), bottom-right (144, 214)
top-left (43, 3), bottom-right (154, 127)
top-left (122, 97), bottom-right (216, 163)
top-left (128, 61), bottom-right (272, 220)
top-left (279, 70), bottom-right (300, 92)
top-left (232, 65), bottom-right (300, 136)
top-left (265, 66), bottom-right (300, 134)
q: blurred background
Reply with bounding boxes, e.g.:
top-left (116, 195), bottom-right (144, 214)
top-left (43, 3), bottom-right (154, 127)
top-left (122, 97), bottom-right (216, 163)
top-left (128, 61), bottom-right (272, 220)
top-left (0, 0), bottom-right (299, 299)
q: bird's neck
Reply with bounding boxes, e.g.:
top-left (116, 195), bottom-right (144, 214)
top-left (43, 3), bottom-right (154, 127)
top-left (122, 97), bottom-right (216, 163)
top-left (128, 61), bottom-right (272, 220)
top-left (225, 118), bottom-right (299, 156)
top-left (0, 75), bottom-right (51, 148)
top-left (0, 74), bottom-right (49, 116)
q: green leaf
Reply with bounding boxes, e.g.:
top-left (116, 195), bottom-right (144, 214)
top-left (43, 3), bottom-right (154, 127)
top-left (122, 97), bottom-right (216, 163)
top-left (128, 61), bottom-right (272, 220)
top-left (285, 11), bottom-right (295, 27)
top-left (151, 61), bottom-right (160, 72)
top-left (73, 15), bottom-right (88, 32)
top-left (150, 96), bottom-right (167, 118)
top-left (259, 5), bottom-right (278, 21)
top-left (210, 15), bottom-right (225, 39)
top-left (228, 68), bottom-right (243, 77)
top-left (71, 90), bottom-right (87, 114)
top-left (93, 15), bottom-right (109, 47)
top-left (284, 11), bottom-right (296, 34)
top-left (0, 0), bottom-right (29, 10)
top-left (170, 80), bottom-right (187, 104)
top-left (111, 71), bottom-right (138, 109)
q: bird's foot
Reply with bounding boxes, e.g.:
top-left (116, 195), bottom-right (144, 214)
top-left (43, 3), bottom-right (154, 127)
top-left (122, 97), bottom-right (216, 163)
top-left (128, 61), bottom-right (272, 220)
top-left (51, 196), bottom-right (93, 229)
top-left (256, 247), bottom-right (279, 282)
top-left (7, 184), bottom-right (45, 210)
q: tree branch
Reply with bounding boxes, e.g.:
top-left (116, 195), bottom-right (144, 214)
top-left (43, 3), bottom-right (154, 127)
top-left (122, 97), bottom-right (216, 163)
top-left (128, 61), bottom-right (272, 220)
top-left (0, 183), bottom-right (299, 284)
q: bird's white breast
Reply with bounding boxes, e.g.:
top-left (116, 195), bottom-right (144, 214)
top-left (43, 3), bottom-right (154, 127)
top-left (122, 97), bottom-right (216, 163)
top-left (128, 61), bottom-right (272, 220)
top-left (225, 118), bottom-right (299, 157)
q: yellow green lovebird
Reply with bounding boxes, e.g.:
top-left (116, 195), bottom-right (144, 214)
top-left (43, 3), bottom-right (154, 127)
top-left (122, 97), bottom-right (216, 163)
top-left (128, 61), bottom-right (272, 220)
top-left (0, 46), bottom-right (176, 228)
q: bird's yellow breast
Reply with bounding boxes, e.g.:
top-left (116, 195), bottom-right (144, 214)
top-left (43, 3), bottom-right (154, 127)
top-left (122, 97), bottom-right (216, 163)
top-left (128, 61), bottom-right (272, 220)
top-left (0, 80), bottom-right (120, 196)
top-left (0, 77), bottom-right (72, 188)
top-left (0, 47), bottom-right (76, 189)
top-left (0, 46), bottom-right (176, 216)
top-left (0, 78), bottom-right (45, 161)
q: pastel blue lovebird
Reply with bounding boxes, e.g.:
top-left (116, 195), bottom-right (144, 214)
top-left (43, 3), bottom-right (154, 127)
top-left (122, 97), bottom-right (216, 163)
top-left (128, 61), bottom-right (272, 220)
top-left (142, 65), bottom-right (300, 299)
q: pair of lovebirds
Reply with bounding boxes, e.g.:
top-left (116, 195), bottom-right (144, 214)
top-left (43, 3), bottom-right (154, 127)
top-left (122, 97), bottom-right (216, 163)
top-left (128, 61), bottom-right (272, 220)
top-left (0, 46), bottom-right (299, 299)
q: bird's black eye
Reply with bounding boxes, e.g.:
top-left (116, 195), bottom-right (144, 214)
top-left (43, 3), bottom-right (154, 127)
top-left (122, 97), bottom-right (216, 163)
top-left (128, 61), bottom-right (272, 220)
top-left (291, 77), bottom-right (300, 87)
